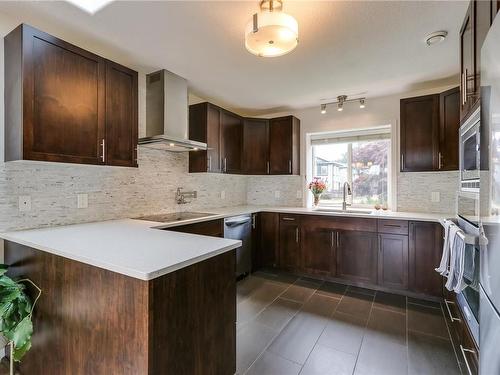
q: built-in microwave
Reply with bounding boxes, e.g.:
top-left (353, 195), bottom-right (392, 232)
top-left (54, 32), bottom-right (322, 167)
top-left (459, 107), bottom-right (481, 192)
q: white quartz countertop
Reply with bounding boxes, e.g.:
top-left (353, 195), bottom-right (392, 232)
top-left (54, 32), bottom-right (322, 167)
top-left (0, 205), bottom-right (451, 281)
top-left (0, 219), bottom-right (241, 281)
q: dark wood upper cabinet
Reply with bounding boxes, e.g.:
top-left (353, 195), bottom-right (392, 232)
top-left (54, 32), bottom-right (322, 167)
top-left (439, 87), bottom-right (460, 170)
top-left (378, 233), bottom-right (409, 290)
top-left (460, 0), bottom-right (497, 122)
top-left (255, 212), bottom-right (279, 269)
top-left (400, 88), bottom-right (459, 172)
top-left (409, 221), bottom-right (443, 297)
top-left (336, 230), bottom-right (378, 285)
top-left (189, 102), bottom-right (222, 173)
top-left (4, 24), bottom-right (138, 167)
top-left (269, 116), bottom-right (300, 175)
top-left (105, 61), bottom-right (138, 167)
top-left (220, 110), bottom-right (243, 174)
top-left (243, 118), bottom-right (269, 174)
top-left (400, 94), bottom-right (440, 172)
top-left (278, 214), bottom-right (301, 272)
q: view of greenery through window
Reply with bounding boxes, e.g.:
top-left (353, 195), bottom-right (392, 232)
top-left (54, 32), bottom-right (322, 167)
top-left (312, 139), bottom-right (389, 207)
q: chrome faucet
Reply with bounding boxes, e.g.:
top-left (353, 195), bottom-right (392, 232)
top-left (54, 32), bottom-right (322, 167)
top-left (175, 187), bottom-right (197, 205)
top-left (342, 182), bottom-right (352, 211)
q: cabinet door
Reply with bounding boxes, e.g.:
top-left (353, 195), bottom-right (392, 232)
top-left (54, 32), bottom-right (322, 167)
top-left (269, 116), bottom-right (300, 175)
top-left (279, 217), bottom-right (301, 271)
top-left (400, 94), bottom-right (439, 172)
top-left (409, 221), bottom-right (443, 297)
top-left (460, 2), bottom-right (475, 120)
top-left (302, 224), bottom-right (335, 277)
top-left (220, 111), bottom-right (243, 173)
top-left (256, 212), bottom-right (279, 269)
top-left (189, 103), bottom-right (221, 173)
top-left (105, 61), bottom-right (138, 167)
top-left (243, 118), bottom-right (269, 174)
top-left (439, 87), bottom-right (460, 171)
top-left (378, 234), bottom-right (409, 290)
top-left (22, 25), bottom-right (106, 164)
top-left (336, 231), bottom-right (378, 284)
top-left (166, 219), bottom-right (224, 237)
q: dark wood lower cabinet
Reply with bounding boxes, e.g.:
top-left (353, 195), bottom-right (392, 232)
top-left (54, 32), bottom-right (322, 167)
top-left (409, 221), bottom-right (443, 297)
top-left (4, 241), bottom-right (236, 375)
top-left (378, 234), bottom-right (409, 290)
top-left (336, 230), bottom-right (378, 285)
top-left (166, 219), bottom-right (224, 237)
top-left (255, 214), bottom-right (443, 299)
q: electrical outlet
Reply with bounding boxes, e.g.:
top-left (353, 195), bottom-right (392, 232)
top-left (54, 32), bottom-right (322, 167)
top-left (18, 196), bottom-right (31, 212)
top-left (296, 190), bottom-right (302, 199)
top-left (221, 191), bottom-right (226, 200)
top-left (274, 190), bottom-right (281, 199)
top-left (77, 193), bottom-right (88, 209)
top-left (431, 192), bottom-right (440, 203)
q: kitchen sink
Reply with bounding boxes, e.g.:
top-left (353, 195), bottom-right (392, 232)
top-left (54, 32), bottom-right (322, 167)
top-left (134, 212), bottom-right (217, 223)
top-left (315, 208), bottom-right (373, 215)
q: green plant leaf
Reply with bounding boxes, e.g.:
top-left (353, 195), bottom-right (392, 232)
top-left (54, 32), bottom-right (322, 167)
top-left (0, 265), bottom-right (8, 276)
top-left (12, 339), bottom-right (31, 362)
top-left (11, 316), bottom-right (32, 349)
top-left (0, 276), bottom-right (18, 289)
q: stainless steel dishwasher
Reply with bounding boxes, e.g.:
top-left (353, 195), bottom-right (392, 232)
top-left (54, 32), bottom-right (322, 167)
top-left (224, 215), bottom-right (252, 279)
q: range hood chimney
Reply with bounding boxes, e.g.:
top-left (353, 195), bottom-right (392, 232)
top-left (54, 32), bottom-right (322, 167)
top-left (138, 69), bottom-right (206, 151)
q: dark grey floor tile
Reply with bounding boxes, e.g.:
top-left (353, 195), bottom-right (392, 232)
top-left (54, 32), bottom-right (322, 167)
top-left (408, 331), bottom-right (460, 375)
top-left (347, 285), bottom-right (376, 296)
top-left (301, 344), bottom-right (357, 375)
top-left (237, 276), bottom-right (267, 304)
top-left (299, 276), bottom-right (324, 286)
top-left (317, 312), bottom-right (367, 355)
top-left (255, 297), bottom-right (302, 331)
top-left (355, 334), bottom-right (408, 375)
top-left (373, 291), bottom-right (406, 314)
top-left (316, 281), bottom-right (347, 299)
top-left (245, 350), bottom-right (301, 375)
top-left (253, 269), bottom-right (299, 285)
top-left (365, 307), bottom-right (406, 346)
top-left (281, 279), bottom-right (320, 303)
top-left (268, 295), bottom-right (338, 365)
top-left (408, 303), bottom-right (449, 339)
top-left (236, 321), bottom-right (278, 374)
top-left (237, 281), bottom-right (289, 325)
top-left (408, 296), bottom-right (442, 309)
top-left (336, 292), bottom-right (374, 322)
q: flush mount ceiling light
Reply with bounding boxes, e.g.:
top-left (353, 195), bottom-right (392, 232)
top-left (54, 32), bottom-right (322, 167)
top-left (320, 95), bottom-right (366, 114)
top-left (245, 0), bottom-right (299, 57)
top-left (65, 0), bottom-right (113, 14)
top-left (425, 31), bottom-right (448, 46)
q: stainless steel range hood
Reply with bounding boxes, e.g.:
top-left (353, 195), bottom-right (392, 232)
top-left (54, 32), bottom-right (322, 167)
top-left (138, 69), bottom-right (206, 151)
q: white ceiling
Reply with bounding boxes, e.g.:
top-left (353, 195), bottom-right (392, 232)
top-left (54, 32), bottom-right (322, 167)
top-left (0, 1), bottom-right (468, 115)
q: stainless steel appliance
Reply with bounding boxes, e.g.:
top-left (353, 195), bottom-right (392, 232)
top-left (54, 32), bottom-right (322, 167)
top-left (460, 107), bottom-right (481, 193)
top-left (224, 215), bottom-right (252, 279)
top-left (458, 191), bottom-right (481, 229)
top-left (479, 14), bottom-right (500, 375)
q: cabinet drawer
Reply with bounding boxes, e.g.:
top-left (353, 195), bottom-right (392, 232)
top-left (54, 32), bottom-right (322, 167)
top-left (167, 219), bottom-right (224, 237)
top-left (378, 219), bottom-right (409, 235)
top-left (279, 214), bottom-right (301, 223)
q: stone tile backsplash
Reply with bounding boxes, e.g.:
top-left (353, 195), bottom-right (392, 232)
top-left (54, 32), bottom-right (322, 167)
top-left (397, 171), bottom-right (458, 214)
top-left (246, 175), bottom-right (304, 207)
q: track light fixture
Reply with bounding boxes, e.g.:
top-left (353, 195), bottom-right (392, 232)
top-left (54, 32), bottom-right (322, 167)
top-left (319, 95), bottom-right (366, 114)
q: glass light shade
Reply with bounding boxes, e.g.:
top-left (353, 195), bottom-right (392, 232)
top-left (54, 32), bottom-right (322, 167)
top-left (245, 11), bottom-right (298, 57)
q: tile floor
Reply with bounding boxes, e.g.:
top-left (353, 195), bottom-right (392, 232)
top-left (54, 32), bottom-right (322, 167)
top-left (236, 270), bottom-right (461, 375)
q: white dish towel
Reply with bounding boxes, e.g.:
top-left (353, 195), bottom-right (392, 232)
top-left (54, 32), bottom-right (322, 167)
top-left (444, 229), bottom-right (467, 292)
top-left (435, 220), bottom-right (455, 276)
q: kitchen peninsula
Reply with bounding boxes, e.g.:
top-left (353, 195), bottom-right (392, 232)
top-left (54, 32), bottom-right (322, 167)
top-left (1, 219), bottom-right (241, 375)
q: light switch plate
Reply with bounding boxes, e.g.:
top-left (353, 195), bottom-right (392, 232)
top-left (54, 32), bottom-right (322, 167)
top-left (431, 192), bottom-right (440, 203)
top-left (18, 196), bottom-right (31, 212)
top-left (77, 193), bottom-right (88, 209)
top-left (221, 191), bottom-right (226, 200)
top-left (274, 190), bottom-right (281, 199)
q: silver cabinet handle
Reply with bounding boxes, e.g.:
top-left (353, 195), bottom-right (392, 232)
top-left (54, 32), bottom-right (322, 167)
top-left (224, 157), bottom-right (227, 173)
top-left (207, 156), bottom-right (212, 172)
top-left (331, 232), bottom-right (334, 248)
top-left (282, 217), bottom-right (295, 221)
top-left (101, 139), bottom-right (105, 162)
top-left (460, 345), bottom-right (475, 375)
top-left (289, 160), bottom-right (292, 174)
top-left (444, 300), bottom-right (461, 322)
top-left (252, 214), bottom-right (256, 229)
top-left (336, 232), bottom-right (340, 248)
top-left (461, 72), bottom-right (465, 105)
top-left (295, 227), bottom-right (299, 243)
top-left (267, 161), bottom-right (270, 174)
top-left (401, 154), bottom-right (404, 170)
top-left (438, 152), bottom-right (443, 169)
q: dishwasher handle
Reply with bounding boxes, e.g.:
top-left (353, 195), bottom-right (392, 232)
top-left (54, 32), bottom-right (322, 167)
top-left (225, 217), bottom-right (252, 227)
